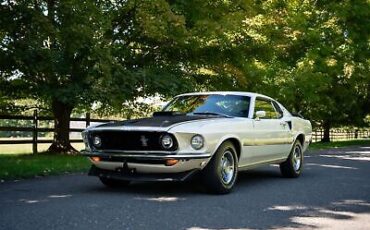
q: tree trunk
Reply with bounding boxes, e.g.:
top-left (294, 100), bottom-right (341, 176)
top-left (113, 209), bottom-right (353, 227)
top-left (47, 99), bottom-right (77, 154)
top-left (321, 121), bottom-right (331, 142)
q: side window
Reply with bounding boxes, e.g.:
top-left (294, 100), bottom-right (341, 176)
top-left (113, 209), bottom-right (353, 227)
top-left (254, 99), bottom-right (281, 119)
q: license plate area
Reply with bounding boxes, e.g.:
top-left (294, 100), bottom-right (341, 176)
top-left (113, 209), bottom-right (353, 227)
top-left (115, 160), bottom-right (136, 174)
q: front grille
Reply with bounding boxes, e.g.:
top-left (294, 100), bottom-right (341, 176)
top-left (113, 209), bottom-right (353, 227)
top-left (88, 130), bottom-right (178, 151)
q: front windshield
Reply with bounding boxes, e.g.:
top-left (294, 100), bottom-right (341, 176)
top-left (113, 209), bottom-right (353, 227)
top-left (163, 94), bottom-right (251, 118)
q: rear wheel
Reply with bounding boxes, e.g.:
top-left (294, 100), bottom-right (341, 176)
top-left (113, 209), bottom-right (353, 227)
top-left (99, 177), bottom-right (130, 188)
top-left (280, 140), bottom-right (303, 178)
top-left (202, 141), bottom-right (238, 194)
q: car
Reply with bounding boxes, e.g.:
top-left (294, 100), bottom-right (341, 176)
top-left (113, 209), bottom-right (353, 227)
top-left (80, 91), bottom-right (312, 194)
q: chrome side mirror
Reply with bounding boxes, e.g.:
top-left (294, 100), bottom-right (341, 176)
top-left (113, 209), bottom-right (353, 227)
top-left (255, 110), bottom-right (266, 120)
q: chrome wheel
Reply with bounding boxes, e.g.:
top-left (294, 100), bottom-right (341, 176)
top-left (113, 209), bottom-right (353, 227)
top-left (220, 150), bottom-right (235, 184)
top-left (293, 145), bottom-right (302, 171)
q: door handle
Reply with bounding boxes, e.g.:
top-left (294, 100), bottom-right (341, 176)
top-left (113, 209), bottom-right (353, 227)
top-left (280, 122), bottom-right (287, 127)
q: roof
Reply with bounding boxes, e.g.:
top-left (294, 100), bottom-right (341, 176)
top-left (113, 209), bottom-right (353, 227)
top-left (176, 91), bottom-right (273, 100)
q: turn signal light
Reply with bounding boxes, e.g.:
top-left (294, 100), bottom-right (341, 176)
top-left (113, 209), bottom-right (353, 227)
top-left (165, 159), bottom-right (179, 166)
top-left (90, 156), bottom-right (101, 162)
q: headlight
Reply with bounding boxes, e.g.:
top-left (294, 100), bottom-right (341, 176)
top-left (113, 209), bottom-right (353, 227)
top-left (191, 135), bottom-right (204, 150)
top-left (93, 135), bottom-right (102, 147)
top-left (161, 134), bottom-right (173, 149)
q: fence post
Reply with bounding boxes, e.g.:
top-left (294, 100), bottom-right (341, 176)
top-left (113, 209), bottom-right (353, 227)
top-left (32, 110), bottom-right (38, 154)
top-left (86, 112), bottom-right (90, 128)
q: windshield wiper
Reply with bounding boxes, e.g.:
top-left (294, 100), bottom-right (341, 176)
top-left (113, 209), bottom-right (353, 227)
top-left (192, 112), bottom-right (233, 118)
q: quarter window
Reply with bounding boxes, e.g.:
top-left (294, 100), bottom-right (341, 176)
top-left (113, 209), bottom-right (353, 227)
top-left (254, 99), bottom-right (282, 119)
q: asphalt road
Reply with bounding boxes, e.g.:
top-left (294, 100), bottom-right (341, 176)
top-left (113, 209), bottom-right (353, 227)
top-left (1, 146), bottom-right (370, 230)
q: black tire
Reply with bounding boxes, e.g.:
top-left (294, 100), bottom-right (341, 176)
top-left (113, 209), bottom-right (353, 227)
top-left (99, 177), bottom-right (130, 188)
top-left (280, 140), bottom-right (303, 178)
top-left (202, 141), bottom-right (238, 194)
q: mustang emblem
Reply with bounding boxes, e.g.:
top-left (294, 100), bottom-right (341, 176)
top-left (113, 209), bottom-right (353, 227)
top-left (140, 135), bottom-right (149, 147)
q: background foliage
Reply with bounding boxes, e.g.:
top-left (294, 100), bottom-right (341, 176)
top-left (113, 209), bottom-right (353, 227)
top-left (0, 0), bottom-right (369, 151)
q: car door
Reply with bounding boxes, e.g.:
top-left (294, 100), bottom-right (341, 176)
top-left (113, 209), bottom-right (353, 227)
top-left (251, 97), bottom-right (291, 163)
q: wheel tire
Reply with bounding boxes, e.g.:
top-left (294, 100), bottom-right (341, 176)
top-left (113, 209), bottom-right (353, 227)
top-left (99, 177), bottom-right (130, 188)
top-left (202, 141), bottom-right (238, 194)
top-left (280, 140), bottom-right (303, 178)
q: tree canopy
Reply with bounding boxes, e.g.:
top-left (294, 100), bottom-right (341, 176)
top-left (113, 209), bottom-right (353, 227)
top-left (0, 0), bottom-right (369, 152)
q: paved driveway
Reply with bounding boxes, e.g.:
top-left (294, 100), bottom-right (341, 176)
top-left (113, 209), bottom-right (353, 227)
top-left (1, 146), bottom-right (369, 230)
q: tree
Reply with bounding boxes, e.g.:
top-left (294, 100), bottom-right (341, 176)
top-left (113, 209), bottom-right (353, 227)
top-left (231, 0), bottom-right (370, 142)
top-left (276, 0), bottom-right (370, 142)
top-left (0, 1), bottom-right (120, 153)
top-left (0, 0), bottom-right (201, 153)
top-left (1, 0), bottom-right (369, 149)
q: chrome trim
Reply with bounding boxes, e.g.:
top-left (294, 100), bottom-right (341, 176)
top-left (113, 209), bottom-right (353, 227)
top-left (80, 150), bottom-right (211, 159)
top-left (243, 140), bottom-right (292, 146)
top-left (88, 149), bottom-right (178, 154)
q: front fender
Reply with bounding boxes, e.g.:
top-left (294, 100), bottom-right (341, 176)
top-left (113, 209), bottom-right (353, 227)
top-left (212, 134), bottom-right (242, 158)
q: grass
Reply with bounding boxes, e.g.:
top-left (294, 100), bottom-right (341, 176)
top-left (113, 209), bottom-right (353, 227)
top-left (310, 139), bottom-right (370, 150)
top-left (0, 142), bottom-right (88, 181)
top-left (0, 142), bottom-right (85, 154)
top-left (0, 153), bottom-right (90, 181)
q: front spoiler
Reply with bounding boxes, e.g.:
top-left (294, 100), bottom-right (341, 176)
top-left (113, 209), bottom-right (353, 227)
top-left (88, 165), bottom-right (199, 182)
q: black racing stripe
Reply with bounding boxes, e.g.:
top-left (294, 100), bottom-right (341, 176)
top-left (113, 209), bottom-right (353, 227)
top-left (96, 115), bottom-right (224, 128)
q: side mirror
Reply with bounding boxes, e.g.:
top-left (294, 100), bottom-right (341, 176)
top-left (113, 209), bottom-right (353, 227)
top-left (255, 110), bottom-right (266, 120)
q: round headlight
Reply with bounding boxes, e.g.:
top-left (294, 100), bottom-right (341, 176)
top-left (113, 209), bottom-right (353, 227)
top-left (161, 134), bottom-right (173, 149)
top-left (191, 135), bottom-right (204, 150)
top-left (93, 136), bottom-right (102, 147)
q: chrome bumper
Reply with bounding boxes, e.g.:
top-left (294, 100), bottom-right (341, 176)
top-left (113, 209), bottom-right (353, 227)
top-left (80, 149), bottom-right (211, 160)
top-left (80, 150), bottom-right (212, 174)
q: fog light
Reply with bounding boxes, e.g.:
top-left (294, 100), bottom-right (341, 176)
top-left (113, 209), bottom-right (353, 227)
top-left (165, 159), bottom-right (179, 166)
top-left (90, 156), bottom-right (100, 162)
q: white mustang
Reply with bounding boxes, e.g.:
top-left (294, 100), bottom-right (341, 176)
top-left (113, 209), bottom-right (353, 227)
top-left (81, 92), bottom-right (312, 194)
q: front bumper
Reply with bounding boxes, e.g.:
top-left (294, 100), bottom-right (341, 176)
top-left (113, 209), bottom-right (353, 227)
top-left (80, 150), bottom-right (211, 160)
top-left (80, 149), bottom-right (212, 175)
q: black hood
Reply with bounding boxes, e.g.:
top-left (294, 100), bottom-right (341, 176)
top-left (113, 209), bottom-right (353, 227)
top-left (96, 114), bottom-right (223, 128)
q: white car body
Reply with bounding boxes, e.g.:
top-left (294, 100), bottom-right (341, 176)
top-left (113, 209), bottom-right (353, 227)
top-left (81, 92), bottom-right (312, 191)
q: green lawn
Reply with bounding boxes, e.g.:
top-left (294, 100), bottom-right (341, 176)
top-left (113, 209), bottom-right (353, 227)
top-left (0, 153), bottom-right (90, 181)
top-left (0, 142), bottom-right (85, 154)
top-left (310, 139), bottom-right (370, 150)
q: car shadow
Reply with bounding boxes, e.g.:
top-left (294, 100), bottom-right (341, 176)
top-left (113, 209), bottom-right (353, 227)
top-left (85, 166), bottom-right (283, 196)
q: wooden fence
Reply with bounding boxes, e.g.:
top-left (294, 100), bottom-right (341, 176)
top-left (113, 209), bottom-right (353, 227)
top-left (1, 111), bottom-right (369, 154)
top-left (311, 129), bottom-right (370, 142)
top-left (0, 111), bottom-right (117, 154)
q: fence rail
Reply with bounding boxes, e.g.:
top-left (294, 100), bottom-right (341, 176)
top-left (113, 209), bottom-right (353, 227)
top-left (0, 111), bottom-right (118, 154)
top-left (1, 111), bottom-right (369, 154)
top-left (312, 129), bottom-right (370, 142)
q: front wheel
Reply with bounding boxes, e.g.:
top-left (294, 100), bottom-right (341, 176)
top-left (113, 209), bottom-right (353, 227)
top-left (280, 140), bottom-right (303, 178)
top-left (201, 141), bottom-right (238, 194)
